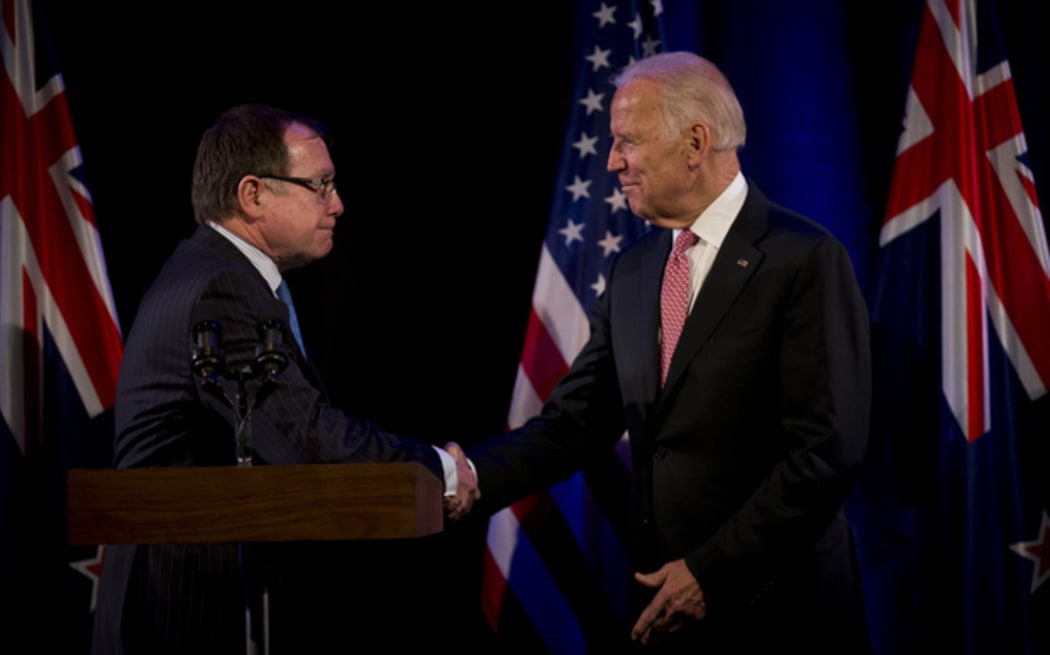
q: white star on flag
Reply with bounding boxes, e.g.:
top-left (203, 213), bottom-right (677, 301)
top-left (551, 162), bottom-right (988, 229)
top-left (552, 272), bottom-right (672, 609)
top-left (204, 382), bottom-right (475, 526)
top-left (597, 230), bottom-right (624, 257)
top-left (593, 2), bottom-right (617, 27)
top-left (585, 44), bottom-right (612, 71)
top-left (1010, 511), bottom-right (1050, 593)
top-left (591, 273), bottom-right (607, 297)
top-left (628, 14), bottom-right (643, 38)
top-left (579, 89), bottom-right (605, 115)
top-left (604, 186), bottom-right (627, 212)
top-left (566, 175), bottom-right (592, 201)
top-left (558, 219), bottom-right (586, 246)
top-left (573, 132), bottom-right (599, 158)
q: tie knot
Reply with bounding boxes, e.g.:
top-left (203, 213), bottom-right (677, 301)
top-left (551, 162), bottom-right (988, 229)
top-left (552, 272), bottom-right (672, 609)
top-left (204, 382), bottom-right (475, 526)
top-left (674, 230), bottom-right (699, 254)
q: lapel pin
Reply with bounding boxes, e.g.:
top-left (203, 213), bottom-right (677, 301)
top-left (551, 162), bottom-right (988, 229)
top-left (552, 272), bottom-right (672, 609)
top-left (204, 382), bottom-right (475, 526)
top-left (737, 258), bottom-right (749, 268)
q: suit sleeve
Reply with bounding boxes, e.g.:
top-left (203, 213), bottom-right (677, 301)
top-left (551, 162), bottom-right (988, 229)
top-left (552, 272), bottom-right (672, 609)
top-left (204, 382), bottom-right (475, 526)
top-left (116, 262), bottom-right (443, 484)
top-left (467, 276), bottom-right (628, 515)
top-left (210, 270), bottom-right (443, 475)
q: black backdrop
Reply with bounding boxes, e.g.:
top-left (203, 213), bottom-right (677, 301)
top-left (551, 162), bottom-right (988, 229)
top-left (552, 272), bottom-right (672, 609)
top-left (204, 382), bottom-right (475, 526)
top-left (43, 2), bottom-right (580, 647)
top-left (38, 0), bottom-right (1049, 650)
top-left (43, 1), bottom-right (1048, 449)
top-left (46, 2), bottom-right (578, 443)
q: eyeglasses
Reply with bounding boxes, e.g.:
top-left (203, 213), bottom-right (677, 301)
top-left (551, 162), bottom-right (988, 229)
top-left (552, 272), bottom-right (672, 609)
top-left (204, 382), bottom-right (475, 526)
top-left (258, 174), bottom-right (338, 203)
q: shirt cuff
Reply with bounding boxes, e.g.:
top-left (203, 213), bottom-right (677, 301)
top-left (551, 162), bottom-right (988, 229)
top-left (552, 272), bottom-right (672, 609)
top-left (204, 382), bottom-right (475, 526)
top-left (434, 446), bottom-right (457, 497)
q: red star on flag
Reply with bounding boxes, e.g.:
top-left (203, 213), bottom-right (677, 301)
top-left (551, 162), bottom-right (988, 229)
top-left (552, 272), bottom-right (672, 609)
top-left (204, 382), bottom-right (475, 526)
top-left (1010, 511), bottom-right (1050, 594)
top-left (69, 546), bottom-right (106, 611)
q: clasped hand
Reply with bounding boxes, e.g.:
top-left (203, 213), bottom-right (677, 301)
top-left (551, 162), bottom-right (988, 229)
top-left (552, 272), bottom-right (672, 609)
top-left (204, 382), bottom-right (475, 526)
top-left (442, 441), bottom-right (480, 520)
top-left (631, 558), bottom-right (707, 644)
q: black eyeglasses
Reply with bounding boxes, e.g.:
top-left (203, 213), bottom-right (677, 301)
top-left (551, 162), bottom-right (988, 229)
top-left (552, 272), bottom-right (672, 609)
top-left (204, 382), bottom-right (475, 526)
top-left (258, 174), bottom-right (337, 203)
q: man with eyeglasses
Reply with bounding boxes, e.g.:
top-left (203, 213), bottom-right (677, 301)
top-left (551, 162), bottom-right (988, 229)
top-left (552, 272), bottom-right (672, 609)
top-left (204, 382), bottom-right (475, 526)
top-left (92, 103), bottom-right (479, 654)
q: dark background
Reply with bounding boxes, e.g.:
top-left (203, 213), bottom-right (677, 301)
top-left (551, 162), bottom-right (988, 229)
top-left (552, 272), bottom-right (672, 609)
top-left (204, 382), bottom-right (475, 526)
top-left (43, 1), bottom-right (1048, 444)
top-left (36, 0), bottom-right (1049, 649)
top-left (46, 1), bottom-right (578, 444)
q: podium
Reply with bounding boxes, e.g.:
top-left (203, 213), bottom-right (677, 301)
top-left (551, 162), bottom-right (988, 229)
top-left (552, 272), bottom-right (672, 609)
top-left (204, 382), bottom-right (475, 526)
top-left (67, 462), bottom-right (443, 545)
top-left (69, 462), bottom-right (443, 653)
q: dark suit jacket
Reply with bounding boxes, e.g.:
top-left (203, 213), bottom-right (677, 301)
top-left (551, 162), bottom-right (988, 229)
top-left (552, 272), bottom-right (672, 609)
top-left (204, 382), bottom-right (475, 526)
top-left (92, 225), bottom-right (444, 654)
top-left (468, 182), bottom-right (872, 652)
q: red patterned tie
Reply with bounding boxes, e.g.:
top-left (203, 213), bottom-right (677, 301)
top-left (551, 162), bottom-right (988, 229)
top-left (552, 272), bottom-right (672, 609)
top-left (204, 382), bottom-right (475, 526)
top-left (660, 230), bottom-right (699, 385)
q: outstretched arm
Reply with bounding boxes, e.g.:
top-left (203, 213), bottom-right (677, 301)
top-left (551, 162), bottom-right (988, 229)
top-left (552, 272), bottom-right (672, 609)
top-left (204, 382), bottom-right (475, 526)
top-left (442, 441), bottom-right (480, 520)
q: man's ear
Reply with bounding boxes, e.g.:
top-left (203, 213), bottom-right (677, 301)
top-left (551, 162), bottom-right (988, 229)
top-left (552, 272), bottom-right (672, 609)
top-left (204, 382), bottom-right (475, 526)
top-left (686, 122), bottom-right (710, 169)
top-left (237, 175), bottom-right (265, 221)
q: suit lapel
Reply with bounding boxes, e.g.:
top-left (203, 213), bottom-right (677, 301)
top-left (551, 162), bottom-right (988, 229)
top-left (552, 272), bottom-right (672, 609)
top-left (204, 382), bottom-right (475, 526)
top-left (191, 225), bottom-right (331, 401)
top-left (660, 183), bottom-right (769, 395)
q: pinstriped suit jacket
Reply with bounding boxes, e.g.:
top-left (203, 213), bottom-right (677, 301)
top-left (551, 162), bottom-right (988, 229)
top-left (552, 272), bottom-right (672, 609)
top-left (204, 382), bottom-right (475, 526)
top-left (92, 224), bottom-right (443, 654)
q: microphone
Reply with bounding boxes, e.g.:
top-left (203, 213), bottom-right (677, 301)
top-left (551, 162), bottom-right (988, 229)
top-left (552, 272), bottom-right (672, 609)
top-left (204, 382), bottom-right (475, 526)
top-left (190, 300), bottom-right (226, 384)
top-left (255, 299), bottom-right (290, 381)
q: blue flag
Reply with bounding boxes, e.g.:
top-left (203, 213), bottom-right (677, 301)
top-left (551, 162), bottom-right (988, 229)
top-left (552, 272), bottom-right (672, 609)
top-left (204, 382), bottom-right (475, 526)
top-left (849, 1), bottom-right (1050, 653)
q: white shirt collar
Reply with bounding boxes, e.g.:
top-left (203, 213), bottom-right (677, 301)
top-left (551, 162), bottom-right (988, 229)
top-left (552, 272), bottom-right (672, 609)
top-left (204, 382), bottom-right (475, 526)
top-left (682, 171), bottom-right (747, 247)
top-left (206, 221), bottom-right (282, 293)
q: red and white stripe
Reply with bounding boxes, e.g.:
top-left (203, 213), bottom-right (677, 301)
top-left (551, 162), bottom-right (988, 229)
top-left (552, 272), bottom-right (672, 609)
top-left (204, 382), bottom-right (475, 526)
top-left (482, 243), bottom-right (590, 625)
top-left (1, 0), bottom-right (123, 453)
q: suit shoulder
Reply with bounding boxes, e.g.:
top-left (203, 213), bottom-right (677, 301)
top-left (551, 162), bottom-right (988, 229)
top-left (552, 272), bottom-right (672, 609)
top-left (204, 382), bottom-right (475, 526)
top-left (740, 181), bottom-right (839, 245)
top-left (765, 202), bottom-right (835, 239)
top-left (129, 232), bottom-right (267, 338)
top-left (757, 204), bottom-right (853, 267)
top-left (150, 230), bottom-right (259, 295)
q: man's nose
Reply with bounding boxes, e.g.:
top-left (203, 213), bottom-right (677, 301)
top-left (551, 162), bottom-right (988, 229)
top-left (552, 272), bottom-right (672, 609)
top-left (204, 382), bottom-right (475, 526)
top-left (328, 191), bottom-right (345, 217)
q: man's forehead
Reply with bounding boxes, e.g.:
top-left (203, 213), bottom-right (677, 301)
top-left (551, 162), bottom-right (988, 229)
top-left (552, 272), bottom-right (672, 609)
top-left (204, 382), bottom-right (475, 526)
top-left (611, 86), bottom-right (663, 128)
top-left (285, 122), bottom-right (323, 144)
top-left (284, 124), bottom-right (331, 168)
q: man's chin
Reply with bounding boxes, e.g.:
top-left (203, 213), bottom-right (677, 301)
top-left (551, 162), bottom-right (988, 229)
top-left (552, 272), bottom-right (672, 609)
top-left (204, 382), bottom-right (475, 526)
top-left (627, 202), bottom-right (654, 223)
top-left (315, 238), bottom-right (335, 258)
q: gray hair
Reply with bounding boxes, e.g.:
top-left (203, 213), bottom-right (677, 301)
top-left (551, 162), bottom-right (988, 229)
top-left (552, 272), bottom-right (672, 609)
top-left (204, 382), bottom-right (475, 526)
top-left (613, 51), bottom-right (746, 152)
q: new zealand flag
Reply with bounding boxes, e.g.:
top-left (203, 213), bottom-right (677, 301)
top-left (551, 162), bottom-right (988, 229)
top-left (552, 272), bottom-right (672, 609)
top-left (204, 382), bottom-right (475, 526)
top-left (1, 1), bottom-right (122, 651)
top-left (849, 1), bottom-right (1050, 653)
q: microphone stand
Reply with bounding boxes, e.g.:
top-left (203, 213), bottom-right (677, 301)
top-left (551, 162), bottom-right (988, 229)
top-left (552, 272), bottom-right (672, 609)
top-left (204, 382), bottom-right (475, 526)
top-left (191, 312), bottom-right (290, 655)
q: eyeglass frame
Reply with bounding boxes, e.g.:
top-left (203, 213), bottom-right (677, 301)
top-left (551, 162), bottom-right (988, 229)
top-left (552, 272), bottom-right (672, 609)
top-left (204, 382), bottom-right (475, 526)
top-left (257, 174), bottom-right (337, 202)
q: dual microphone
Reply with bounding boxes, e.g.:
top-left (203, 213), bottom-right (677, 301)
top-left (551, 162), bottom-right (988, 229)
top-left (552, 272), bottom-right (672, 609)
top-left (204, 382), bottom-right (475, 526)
top-left (191, 299), bottom-right (291, 384)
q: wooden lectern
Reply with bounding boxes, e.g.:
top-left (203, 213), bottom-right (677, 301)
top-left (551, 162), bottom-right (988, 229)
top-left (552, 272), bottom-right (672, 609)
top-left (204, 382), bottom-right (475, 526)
top-left (68, 462), bottom-right (443, 654)
top-left (67, 462), bottom-right (443, 545)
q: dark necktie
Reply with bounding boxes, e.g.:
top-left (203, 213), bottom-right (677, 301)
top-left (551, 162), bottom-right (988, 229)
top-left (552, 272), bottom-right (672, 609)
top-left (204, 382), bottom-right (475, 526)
top-left (660, 230), bottom-right (698, 386)
top-left (276, 280), bottom-right (306, 358)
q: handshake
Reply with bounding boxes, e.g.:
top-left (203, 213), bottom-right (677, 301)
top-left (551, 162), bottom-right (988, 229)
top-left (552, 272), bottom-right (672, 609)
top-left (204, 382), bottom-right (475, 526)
top-left (441, 441), bottom-right (480, 520)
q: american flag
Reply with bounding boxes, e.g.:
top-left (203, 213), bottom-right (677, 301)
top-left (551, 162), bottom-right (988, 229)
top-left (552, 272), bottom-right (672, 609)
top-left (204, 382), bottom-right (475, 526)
top-left (851, 0), bottom-right (1049, 652)
top-left (1, 0), bottom-right (122, 650)
top-left (480, 1), bottom-right (664, 652)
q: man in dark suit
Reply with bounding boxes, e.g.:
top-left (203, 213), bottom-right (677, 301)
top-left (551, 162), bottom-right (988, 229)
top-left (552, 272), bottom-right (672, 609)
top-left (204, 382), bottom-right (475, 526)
top-left (92, 104), bottom-right (478, 654)
top-left (461, 52), bottom-right (871, 652)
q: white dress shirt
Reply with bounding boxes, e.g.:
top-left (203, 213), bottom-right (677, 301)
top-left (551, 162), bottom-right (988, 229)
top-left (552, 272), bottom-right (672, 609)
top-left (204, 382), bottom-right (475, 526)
top-left (669, 172), bottom-right (748, 314)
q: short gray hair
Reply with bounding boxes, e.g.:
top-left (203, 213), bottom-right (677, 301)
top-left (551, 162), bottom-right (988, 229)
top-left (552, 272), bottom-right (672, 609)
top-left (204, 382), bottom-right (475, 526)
top-left (613, 51), bottom-right (746, 151)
